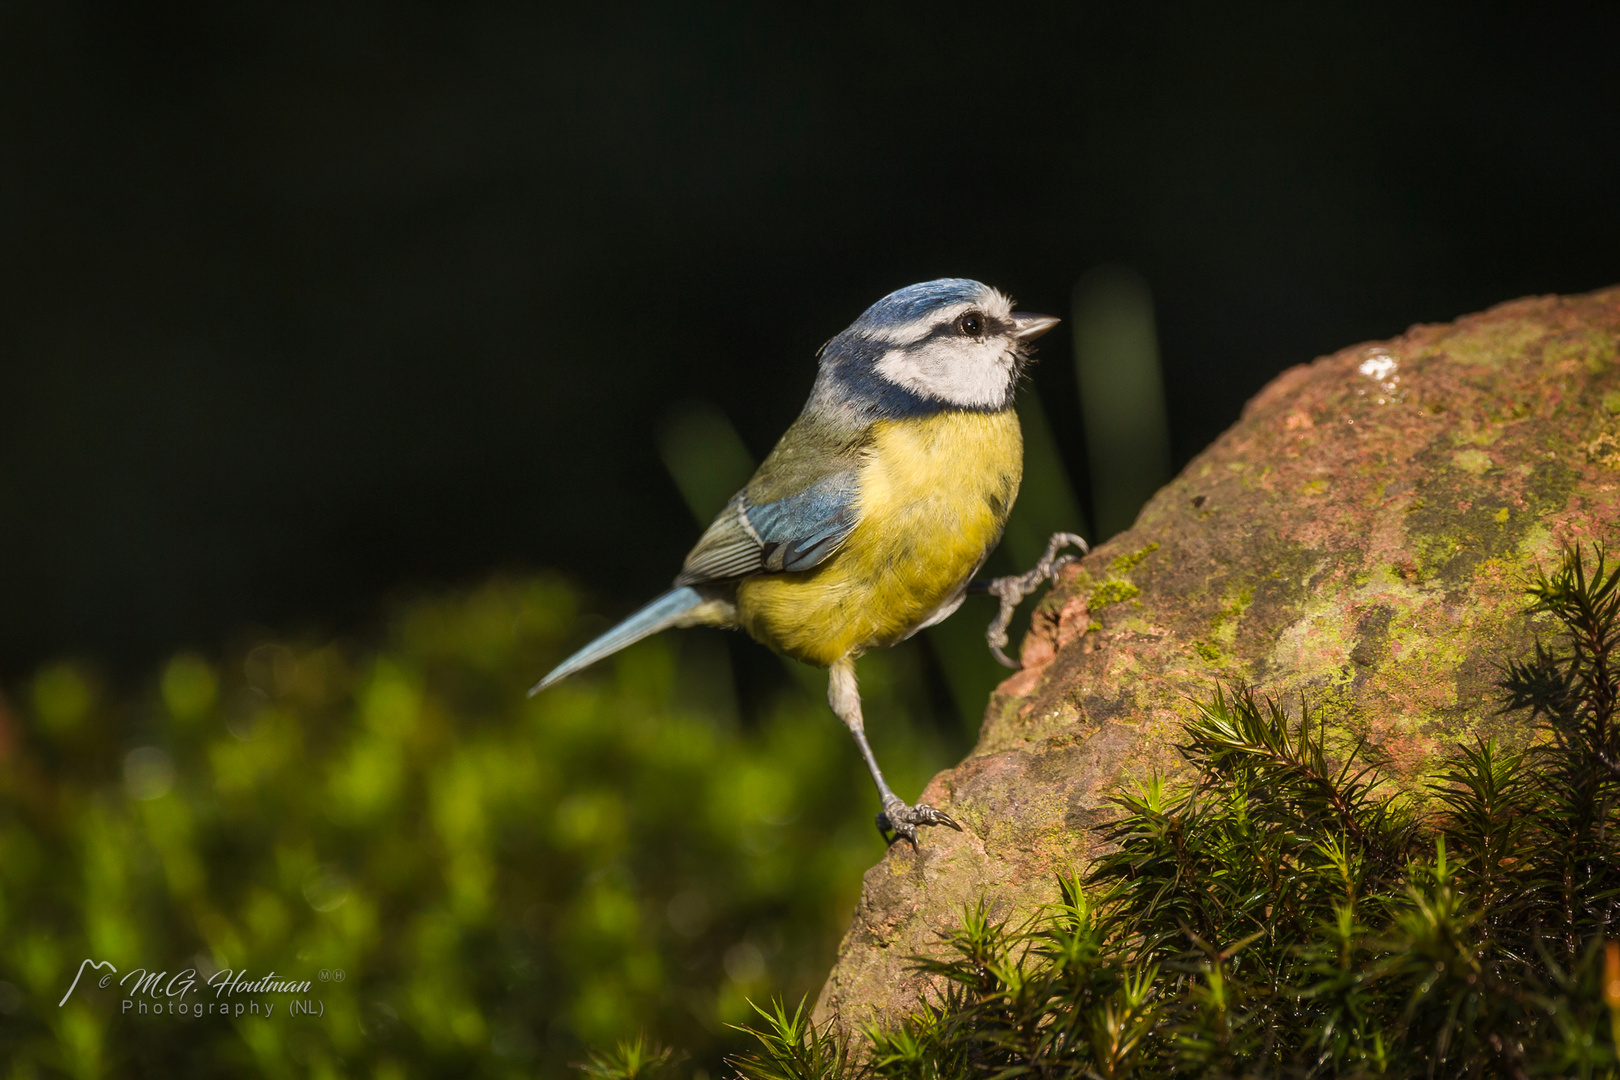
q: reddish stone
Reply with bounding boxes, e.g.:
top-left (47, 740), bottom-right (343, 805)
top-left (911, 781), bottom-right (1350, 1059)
top-left (816, 286), bottom-right (1620, 1032)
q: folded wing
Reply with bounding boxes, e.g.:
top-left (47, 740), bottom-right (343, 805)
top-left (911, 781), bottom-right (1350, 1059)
top-left (675, 470), bottom-right (860, 585)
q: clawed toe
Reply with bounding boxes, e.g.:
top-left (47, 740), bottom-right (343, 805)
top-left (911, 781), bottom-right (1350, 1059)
top-left (876, 800), bottom-right (963, 846)
top-left (979, 531), bottom-right (1090, 668)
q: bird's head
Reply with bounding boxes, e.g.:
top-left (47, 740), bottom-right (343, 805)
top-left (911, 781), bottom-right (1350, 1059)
top-left (811, 278), bottom-right (1059, 418)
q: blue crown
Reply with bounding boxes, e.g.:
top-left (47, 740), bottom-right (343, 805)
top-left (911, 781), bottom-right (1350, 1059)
top-left (848, 279), bottom-right (988, 335)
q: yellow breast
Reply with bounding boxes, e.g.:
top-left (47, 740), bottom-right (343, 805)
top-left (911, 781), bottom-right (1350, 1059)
top-left (735, 409), bottom-right (1022, 667)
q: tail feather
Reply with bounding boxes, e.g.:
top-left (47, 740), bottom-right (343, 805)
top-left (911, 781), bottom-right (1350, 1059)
top-left (528, 586), bottom-right (709, 696)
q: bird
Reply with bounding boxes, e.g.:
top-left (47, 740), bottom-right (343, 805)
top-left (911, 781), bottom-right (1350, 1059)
top-left (529, 279), bottom-right (1087, 844)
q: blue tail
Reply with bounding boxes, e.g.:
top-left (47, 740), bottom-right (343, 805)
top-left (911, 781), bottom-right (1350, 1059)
top-left (528, 586), bottom-right (709, 696)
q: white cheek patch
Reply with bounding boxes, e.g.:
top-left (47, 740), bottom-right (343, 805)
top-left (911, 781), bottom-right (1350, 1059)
top-left (874, 340), bottom-right (1015, 409)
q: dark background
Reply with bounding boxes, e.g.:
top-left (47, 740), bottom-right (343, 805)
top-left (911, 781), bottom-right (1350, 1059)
top-left (3, 1), bottom-right (1618, 677)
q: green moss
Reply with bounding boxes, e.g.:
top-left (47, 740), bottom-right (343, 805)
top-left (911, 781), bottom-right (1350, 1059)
top-left (1585, 432), bottom-right (1620, 469)
top-left (1108, 541), bottom-right (1160, 576)
top-left (1086, 543), bottom-right (1159, 611)
top-left (1454, 424), bottom-right (1503, 447)
top-left (1440, 319), bottom-right (1548, 369)
top-left (1088, 578), bottom-right (1140, 608)
top-left (1221, 585), bottom-right (1253, 623)
top-left (1404, 456), bottom-right (1576, 587)
top-left (1490, 399), bottom-right (1534, 424)
top-left (1192, 585), bottom-right (1255, 668)
top-left (1541, 329), bottom-right (1619, 373)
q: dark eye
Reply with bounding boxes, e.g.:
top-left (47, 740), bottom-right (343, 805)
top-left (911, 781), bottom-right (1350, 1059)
top-left (955, 311), bottom-right (984, 337)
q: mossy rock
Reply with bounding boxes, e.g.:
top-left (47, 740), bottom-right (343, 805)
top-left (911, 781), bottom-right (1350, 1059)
top-left (815, 285), bottom-right (1620, 1031)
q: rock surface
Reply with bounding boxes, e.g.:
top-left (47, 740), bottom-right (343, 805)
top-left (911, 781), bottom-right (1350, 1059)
top-left (815, 286), bottom-right (1620, 1031)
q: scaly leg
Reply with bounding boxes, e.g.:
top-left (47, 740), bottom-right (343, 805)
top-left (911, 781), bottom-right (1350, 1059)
top-left (828, 657), bottom-right (961, 846)
top-left (974, 532), bottom-right (1090, 668)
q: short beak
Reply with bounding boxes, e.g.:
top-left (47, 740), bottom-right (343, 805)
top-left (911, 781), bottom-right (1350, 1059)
top-left (1011, 312), bottom-right (1060, 341)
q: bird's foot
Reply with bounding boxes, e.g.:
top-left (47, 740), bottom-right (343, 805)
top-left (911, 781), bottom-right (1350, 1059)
top-left (876, 796), bottom-right (963, 847)
top-left (978, 532), bottom-right (1090, 668)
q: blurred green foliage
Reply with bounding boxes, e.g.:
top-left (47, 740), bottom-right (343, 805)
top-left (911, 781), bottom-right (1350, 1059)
top-left (0, 577), bottom-right (962, 1078)
top-left (0, 339), bottom-right (1121, 1077)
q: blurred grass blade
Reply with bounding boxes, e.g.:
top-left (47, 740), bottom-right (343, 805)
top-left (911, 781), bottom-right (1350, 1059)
top-left (1072, 266), bottom-right (1171, 540)
top-left (1002, 386), bottom-right (1088, 569)
top-left (659, 401), bottom-right (756, 525)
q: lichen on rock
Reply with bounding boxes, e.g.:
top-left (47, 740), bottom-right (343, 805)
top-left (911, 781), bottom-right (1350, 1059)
top-left (815, 285), bottom-right (1620, 1032)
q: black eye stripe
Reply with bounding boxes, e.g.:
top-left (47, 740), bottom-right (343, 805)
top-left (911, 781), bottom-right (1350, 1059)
top-left (908, 313), bottom-right (1015, 345)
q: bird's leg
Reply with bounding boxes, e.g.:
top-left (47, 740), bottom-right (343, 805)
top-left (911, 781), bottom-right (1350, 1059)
top-left (972, 532), bottom-right (1090, 669)
top-left (828, 657), bottom-right (961, 846)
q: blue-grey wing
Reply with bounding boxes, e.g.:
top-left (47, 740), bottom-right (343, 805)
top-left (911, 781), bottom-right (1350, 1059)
top-left (674, 470), bottom-right (859, 586)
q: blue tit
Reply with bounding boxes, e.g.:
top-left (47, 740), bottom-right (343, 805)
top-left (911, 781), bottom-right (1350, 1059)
top-left (530, 278), bottom-right (1086, 844)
